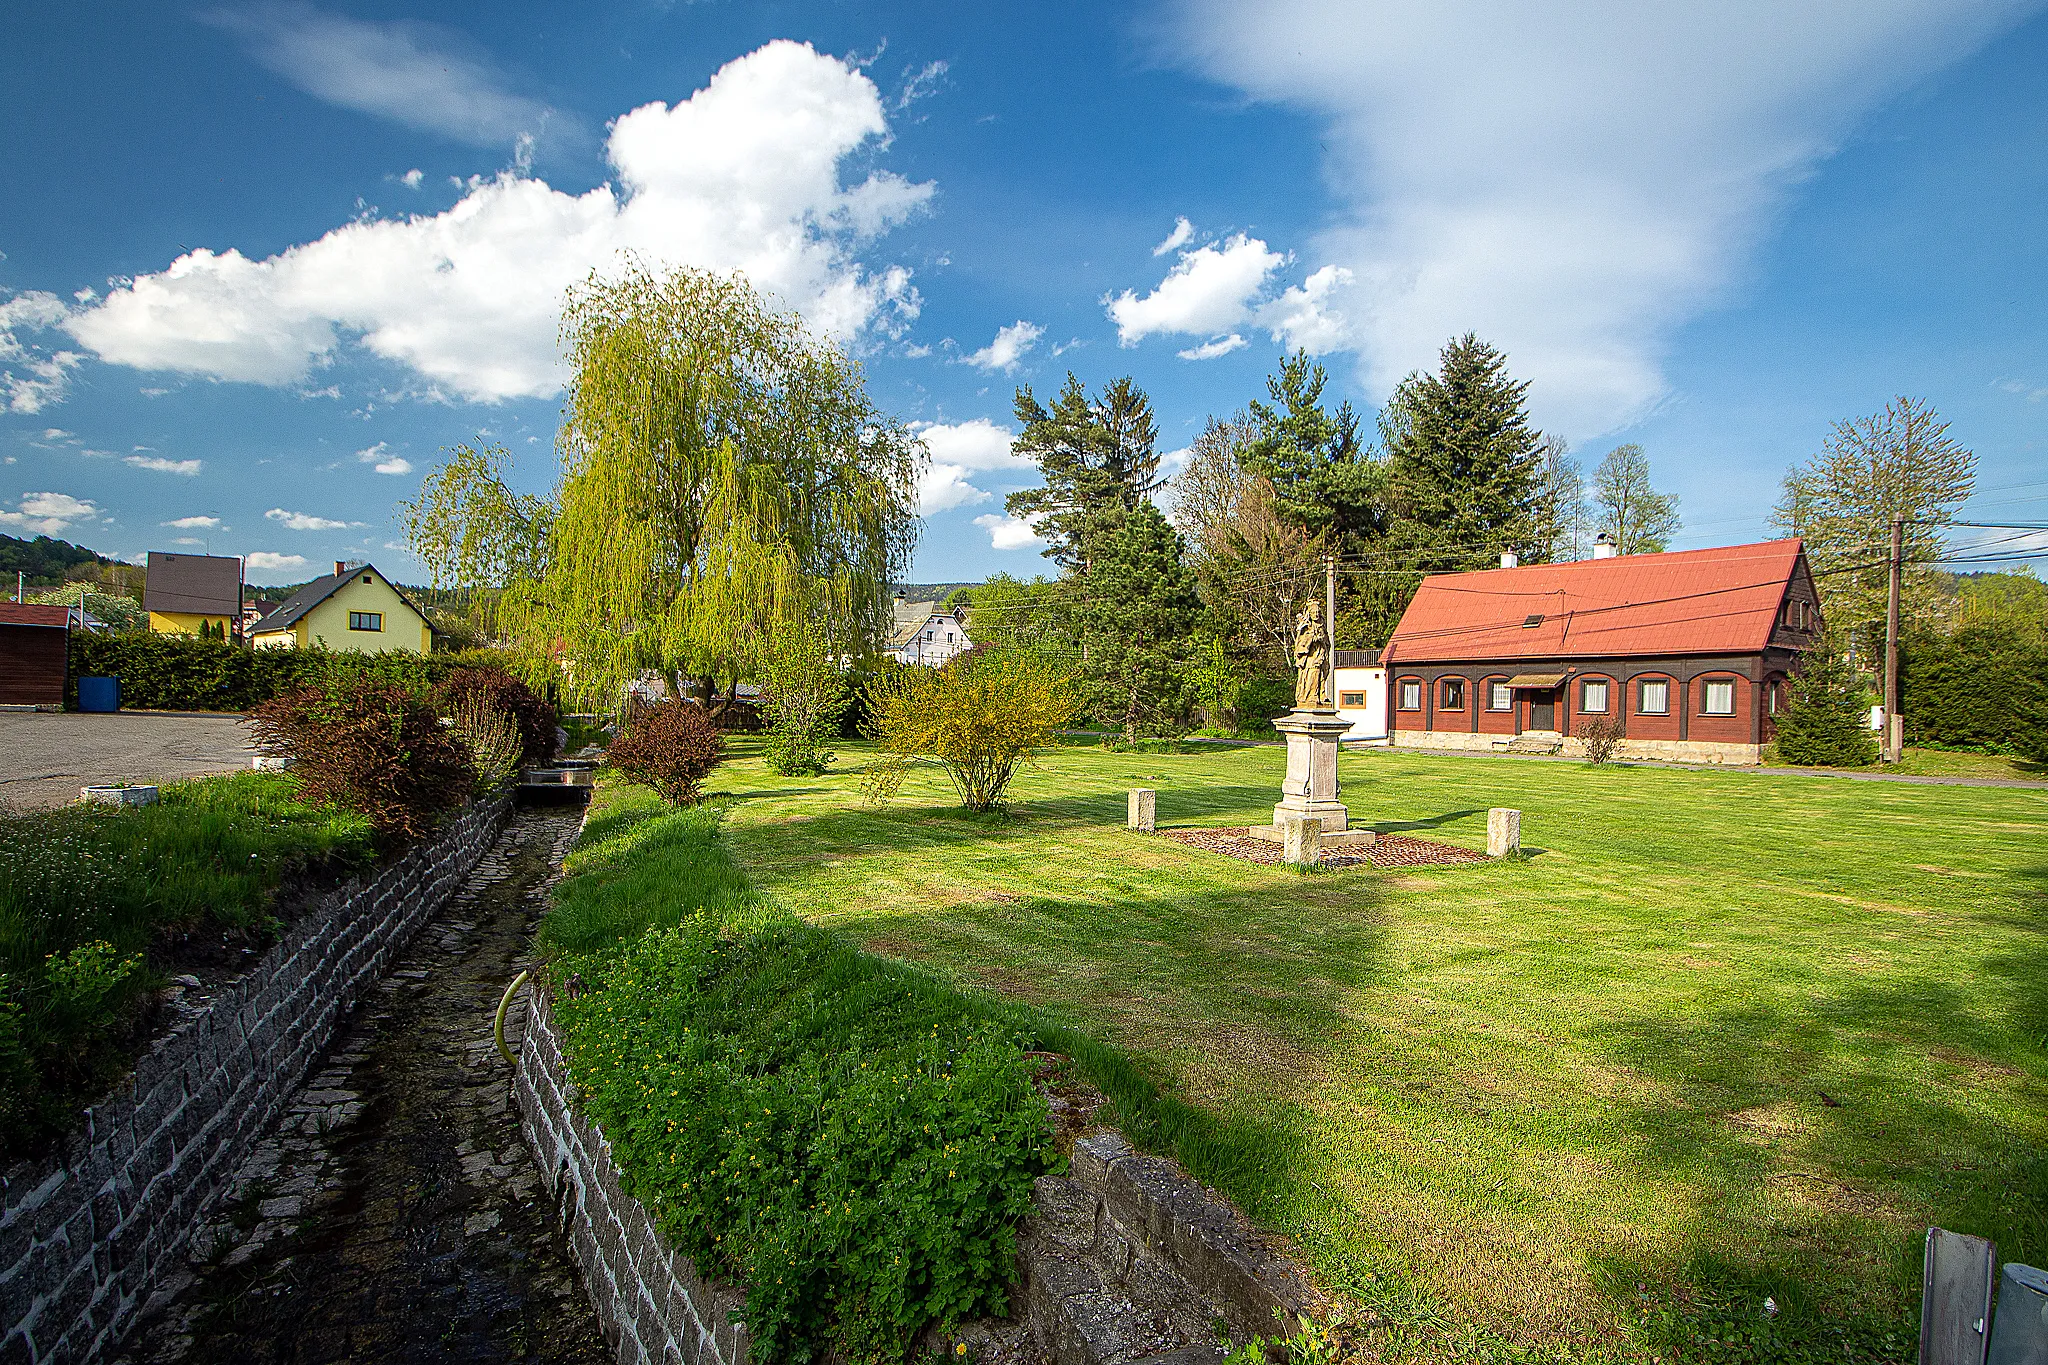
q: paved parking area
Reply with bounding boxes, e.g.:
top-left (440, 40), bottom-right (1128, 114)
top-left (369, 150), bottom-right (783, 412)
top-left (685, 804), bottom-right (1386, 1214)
top-left (0, 711), bottom-right (260, 810)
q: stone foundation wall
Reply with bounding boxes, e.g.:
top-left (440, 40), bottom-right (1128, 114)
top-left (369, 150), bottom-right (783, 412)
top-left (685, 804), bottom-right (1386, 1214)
top-left (513, 990), bottom-right (751, 1365)
top-left (1392, 729), bottom-right (1761, 765)
top-left (0, 792), bottom-right (513, 1365)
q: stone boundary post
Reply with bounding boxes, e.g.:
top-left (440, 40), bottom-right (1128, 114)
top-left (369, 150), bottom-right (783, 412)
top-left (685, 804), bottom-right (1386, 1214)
top-left (1282, 815), bottom-right (1322, 864)
top-left (1127, 789), bottom-right (1156, 832)
top-left (0, 792), bottom-right (513, 1365)
top-left (1488, 808), bottom-right (1521, 858)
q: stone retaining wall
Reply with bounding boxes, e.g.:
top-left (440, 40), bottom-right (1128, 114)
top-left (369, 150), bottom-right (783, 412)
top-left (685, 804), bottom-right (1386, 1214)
top-left (0, 791), bottom-right (514, 1365)
top-left (1393, 729), bottom-right (1762, 764)
top-left (513, 990), bottom-right (751, 1365)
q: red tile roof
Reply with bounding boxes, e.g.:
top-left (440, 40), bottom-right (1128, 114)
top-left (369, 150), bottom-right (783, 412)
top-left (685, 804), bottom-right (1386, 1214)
top-left (1385, 539), bottom-right (1806, 663)
top-left (0, 603), bottom-right (72, 628)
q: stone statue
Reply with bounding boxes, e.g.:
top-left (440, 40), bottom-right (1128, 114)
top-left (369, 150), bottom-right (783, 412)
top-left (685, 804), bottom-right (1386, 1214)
top-left (1292, 604), bottom-right (1330, 710)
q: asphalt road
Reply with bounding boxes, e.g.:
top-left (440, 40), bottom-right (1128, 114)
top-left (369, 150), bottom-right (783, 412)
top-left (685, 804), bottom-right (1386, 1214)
top-left (0, 711), bottom-right (260, 809)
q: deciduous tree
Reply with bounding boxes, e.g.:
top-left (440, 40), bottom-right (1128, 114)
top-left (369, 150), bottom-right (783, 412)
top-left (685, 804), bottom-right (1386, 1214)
top-left (1590, 443), bottom-right (1681, 555)
top-left (1770, 396), bottom-right (1976, 649)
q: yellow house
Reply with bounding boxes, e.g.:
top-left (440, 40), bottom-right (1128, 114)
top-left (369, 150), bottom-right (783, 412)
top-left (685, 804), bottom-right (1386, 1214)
top-left (144, 551), bottom-right (242, 638)
top-left (249, 561), bottom-right (434, 654)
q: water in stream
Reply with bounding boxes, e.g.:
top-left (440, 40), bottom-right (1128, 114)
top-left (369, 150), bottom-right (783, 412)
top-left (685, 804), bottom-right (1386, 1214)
top-left (117, 807), bottom-right (609, 1365)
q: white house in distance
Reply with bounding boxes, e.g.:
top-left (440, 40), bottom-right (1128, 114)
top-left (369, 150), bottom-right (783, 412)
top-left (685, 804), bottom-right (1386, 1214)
top-left (885, 596), bottom-right (970, 666)
top-left (1334, 648), bottom-right (1389, 743)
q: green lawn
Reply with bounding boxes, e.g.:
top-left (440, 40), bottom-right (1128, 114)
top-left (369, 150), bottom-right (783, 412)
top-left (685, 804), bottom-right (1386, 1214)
top-left (706, 739), bottom-right (2047, 1361)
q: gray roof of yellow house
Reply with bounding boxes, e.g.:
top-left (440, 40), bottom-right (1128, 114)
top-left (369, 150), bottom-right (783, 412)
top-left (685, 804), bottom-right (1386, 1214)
top-left (253, 563), bottom-right (430, 635)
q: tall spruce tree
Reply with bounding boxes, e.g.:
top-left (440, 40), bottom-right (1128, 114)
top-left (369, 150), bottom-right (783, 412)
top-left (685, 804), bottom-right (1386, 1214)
top-left (1077, 503), bottom-right (1201, 741)
top-left (1005, 375), bottom-right (1161, 575)
top-left (1774, 634), bottom-right (1879, 767)
top-left (1381, 334), bottom-right (1546, 573)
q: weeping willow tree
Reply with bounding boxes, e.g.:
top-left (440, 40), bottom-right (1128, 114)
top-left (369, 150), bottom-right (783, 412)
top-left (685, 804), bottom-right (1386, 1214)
top-left (504, 260), bottom-right (923, 715)
top-left (399, 442), bottom-right (553, 643)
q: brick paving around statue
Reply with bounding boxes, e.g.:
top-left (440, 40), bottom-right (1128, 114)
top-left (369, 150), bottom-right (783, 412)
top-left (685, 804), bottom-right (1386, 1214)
top-left (1153, 826), bottom-right (1492, 869)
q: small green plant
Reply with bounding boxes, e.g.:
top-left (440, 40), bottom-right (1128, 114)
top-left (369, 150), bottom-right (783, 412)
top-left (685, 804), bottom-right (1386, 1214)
top-left (756, 617), bottom-right (849, 777)
top-left (448, 694), bottom-right (524, 795)
top-left (1219, 1310), bottom-right (1341, 1365)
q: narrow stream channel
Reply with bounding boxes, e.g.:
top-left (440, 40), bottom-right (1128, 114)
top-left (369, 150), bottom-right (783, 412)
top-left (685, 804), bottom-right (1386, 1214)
top-left (117, 806), bottom-right (609, 1365)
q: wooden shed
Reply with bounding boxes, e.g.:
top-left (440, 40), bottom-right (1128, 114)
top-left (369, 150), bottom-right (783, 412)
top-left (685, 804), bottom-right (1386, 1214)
top-left (0, 602), bottom-right (71, 707)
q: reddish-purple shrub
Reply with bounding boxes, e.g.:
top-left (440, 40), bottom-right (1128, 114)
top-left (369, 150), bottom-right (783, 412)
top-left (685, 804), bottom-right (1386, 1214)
top-left (433, 666), bottom-right (559, 765)
top-left (249, 683), bottom-right (474, 842)
top-left (607, 700), bottom-right (726, 805)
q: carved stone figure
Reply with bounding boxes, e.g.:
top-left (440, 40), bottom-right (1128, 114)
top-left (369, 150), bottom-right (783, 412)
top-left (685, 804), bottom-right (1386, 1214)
top-left (1291, 604), bottom-right (1330, 710)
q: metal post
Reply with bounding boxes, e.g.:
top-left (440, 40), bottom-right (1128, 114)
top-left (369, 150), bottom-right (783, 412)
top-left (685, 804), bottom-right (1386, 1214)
top-left (1324, 554), bottom-right (1337, 708)
top-left (1884, 514), bottom-right (1903, 763)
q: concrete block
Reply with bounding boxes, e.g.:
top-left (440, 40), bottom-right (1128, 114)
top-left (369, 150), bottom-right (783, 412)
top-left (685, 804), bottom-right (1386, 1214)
top-left (1487, 808), bottom-right (1521, 858)
top-left (1281, 816), bottom-right (1321, 865)
top-left (1127, 789), bottom-right (1156, 832)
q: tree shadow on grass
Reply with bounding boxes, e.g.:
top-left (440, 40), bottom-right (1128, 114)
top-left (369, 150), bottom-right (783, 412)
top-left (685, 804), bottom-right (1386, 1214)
top-left (837, 872), bottom-right (1393, 1233)
top-left (1366, 808), bottom-right (1488, 835)
top-left (1568, 871), bottom-right (2048, 1355)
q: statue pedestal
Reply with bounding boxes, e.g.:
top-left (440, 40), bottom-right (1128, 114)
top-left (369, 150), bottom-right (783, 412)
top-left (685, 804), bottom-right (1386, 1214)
top-left (1247, 708), bottom-right (1376, 848)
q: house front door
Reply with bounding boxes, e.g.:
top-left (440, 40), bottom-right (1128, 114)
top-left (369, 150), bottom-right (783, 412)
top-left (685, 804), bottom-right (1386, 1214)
top-left (1529, 690), bottom-right (1556, 731)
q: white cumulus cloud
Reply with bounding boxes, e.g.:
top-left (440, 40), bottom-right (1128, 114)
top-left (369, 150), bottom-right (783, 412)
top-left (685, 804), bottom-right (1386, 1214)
top-left (266, 507), bottom-right (355, 530)
top-left (1169, 0), bottom-right (2036, 434)
top-left (400, 169), bottom-right (425, 190)
top-left (126, 455), bottom-right (203, 475)
top-left (973, 512), bottom-right (1045, 551)
top-left (245, 551), bottom-right (312, 579)
top-left (1107, 233), bottom-right (1284, 346)
top-left (910, 417), bottom-right (1033, 514)
top-left (964, 321), bottom-right (1043, 374)
top-left (64, 41), bottom-right (934, 403)
top-left (164, 515), bottom-right (222, 528)
top-left (357, 442), bottom-right (413, 474)
top-left (0, 492), bottom-right (98, 536)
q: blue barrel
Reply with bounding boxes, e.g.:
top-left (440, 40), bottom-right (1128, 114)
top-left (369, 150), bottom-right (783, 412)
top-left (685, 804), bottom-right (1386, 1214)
top-left (77, 676), bottom-right (120, 712)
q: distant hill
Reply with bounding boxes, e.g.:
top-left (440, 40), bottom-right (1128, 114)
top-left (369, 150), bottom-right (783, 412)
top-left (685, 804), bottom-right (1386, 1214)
top-left (0, 532), bottom-right (117, 587)
top-left (893, 581), bottom-right (981, 606)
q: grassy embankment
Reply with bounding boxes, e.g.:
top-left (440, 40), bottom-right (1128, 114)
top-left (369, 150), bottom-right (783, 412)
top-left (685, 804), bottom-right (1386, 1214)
top-left (691, 738), bottom-right (2048, 1363)
top-left (0, 771), bottom-right (374, 1157)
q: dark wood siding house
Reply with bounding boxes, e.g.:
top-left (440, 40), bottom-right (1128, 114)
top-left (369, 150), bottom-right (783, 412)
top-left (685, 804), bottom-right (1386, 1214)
top-left (0, 603), bottom-right (72, 707)
top-left (1382, 539), bottom-right (1821, 764)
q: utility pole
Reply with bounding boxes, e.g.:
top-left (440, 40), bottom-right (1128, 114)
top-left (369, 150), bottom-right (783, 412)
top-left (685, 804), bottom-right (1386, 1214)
top-left (1883, 513), bottom-right (1904, 763)
top-left (1324, 554), bottom-right (1337, 708)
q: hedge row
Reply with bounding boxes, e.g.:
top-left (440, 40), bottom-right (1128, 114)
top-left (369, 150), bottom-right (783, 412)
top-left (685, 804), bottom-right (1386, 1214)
top-left (1899, 625), bottom-right (2048, 760)
top-left (64, 633), bottom-right (521, 712)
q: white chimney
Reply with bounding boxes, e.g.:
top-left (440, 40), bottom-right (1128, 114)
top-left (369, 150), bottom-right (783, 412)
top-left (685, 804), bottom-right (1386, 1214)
top-left (1500, 549), bottom-right (1519, 569)
top-left (1592, 534), bottom-right (1618, 560)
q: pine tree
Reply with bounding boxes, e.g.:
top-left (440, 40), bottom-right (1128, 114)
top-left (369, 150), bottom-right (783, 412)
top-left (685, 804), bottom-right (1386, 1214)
top-left (1005, 375), bottom-right (1161, 576)
top-left (1077, 504), bottom-right (1201, 741)
top-left (1774, 636), bottom-right (1878, 767)
top-left (1380, 334), bottom-right (1546, 573)
top-left (1242, 351), bottom-right (1383, 549)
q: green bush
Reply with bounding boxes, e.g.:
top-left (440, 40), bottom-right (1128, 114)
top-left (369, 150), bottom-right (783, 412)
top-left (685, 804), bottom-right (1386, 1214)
top-left (64, 633), bottom-right (524, 712)
top-left (1774, 644), bottom-right (1878, 767)
top-left (0, 772), bottom-right (374, 1158)
top-left (542, 796), bottom-right (1055, 1362)
top-left (1900, 625), bottom-right (2048, 761)
top-left (1234, 674), bottom-right (1295, 736)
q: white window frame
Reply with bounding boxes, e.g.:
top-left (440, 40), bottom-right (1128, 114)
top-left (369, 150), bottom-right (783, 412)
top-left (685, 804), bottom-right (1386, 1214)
top-left (1488, 681), bottom-right (1512, 712)
top-left (1638, 679), bottom-right (1669, 715)
top-left (1703, 679), bottom-right (1736, 716)
top-left (1399, 679), bottom-right (1422, 710)
top-left (1581, 679), bottom-right (1610, 714)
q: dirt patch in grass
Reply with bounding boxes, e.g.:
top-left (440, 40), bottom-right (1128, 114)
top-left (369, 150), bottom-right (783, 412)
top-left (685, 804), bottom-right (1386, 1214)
top-left (1154, 826), bottom-right (1489, 870)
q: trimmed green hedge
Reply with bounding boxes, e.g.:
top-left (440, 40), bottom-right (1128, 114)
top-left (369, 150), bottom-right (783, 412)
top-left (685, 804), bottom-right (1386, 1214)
top-left (1900, 626), bottom-right (2048, 761)
top-left (64, 633), bottom-right (519, 712)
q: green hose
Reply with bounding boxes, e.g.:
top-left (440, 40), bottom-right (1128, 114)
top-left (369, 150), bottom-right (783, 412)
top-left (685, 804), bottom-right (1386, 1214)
top-left (494, 969), bottom-right (532, 1066)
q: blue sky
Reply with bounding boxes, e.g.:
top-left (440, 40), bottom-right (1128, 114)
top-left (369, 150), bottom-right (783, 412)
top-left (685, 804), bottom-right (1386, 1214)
top-left (2, 0), bottom-right (2045, 585)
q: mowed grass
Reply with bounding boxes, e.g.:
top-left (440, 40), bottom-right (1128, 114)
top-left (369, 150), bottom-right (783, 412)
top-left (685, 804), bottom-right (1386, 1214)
top-left (704, 739), bottom-right (2047, 1359)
